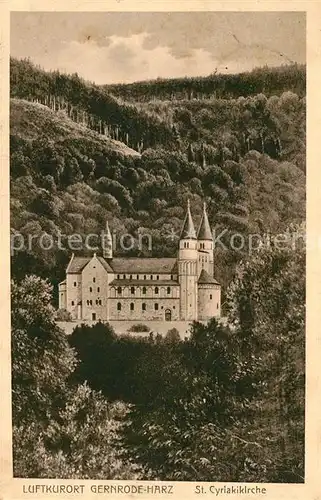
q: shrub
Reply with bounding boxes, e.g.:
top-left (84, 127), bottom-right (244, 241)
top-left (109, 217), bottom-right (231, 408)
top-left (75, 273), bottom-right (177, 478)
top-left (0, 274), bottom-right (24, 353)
top-left (128, 323), bottom-right (150, 333)
top-left (55, 308), bottom-right (72, 321)
top-left (165, 327), bottom-right (180, 343)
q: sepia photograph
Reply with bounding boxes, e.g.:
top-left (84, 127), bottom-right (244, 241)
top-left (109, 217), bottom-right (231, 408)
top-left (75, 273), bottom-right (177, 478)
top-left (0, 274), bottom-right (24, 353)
top-left (9, 10), bottom-right (306, 484)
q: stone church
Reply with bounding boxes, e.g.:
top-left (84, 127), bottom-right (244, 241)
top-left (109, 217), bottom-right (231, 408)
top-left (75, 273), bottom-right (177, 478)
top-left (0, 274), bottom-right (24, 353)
top-left (59, 202), bottom-right (221, 322)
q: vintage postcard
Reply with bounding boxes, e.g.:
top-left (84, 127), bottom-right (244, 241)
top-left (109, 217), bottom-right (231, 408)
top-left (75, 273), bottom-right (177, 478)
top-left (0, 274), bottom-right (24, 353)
top-left (0, 1), bottom-right (320, 500)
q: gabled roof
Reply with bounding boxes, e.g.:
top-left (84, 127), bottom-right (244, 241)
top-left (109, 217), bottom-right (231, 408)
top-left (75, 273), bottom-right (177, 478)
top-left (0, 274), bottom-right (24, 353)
top-left (66, 255), bottom-right (113, 274)
top-left (109, 257), bottom-right (177, 274)
top-left (180, 200), bottom-right (197, 240)
top-left (197, 203), bottom-right (212, 241)
top-left (97, 256), bottom-right (113, 272)
top-left (198, 269), bottom-right (220, 285)
top-left (67, 256), bottom-right (90, 274)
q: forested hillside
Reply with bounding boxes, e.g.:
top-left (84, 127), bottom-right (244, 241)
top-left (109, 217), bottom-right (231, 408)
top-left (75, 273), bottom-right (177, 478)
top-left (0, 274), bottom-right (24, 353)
top-left (10, 58), bottom-right (305, 302)
top-left (12, 236), bottom-right (305, 481)
top-left (105, 64), bottom-right (306, 102)
top-left (11, 57), bottom-right (306, 482)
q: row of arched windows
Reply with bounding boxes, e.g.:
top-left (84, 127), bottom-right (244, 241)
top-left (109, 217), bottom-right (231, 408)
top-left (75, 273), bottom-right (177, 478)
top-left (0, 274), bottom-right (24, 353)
top-left (117, 302), bottom-right (159, 312)
top-left (117, 286), bottom-right (171, 296)
top-left (117, 274), bottom-right (164, 280)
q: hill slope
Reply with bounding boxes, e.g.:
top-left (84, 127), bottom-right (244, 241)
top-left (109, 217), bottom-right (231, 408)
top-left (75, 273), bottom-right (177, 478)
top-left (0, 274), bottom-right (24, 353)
top-left (10, 60), bottom-right (306, 301)
top-left (11, 99), bottom-right (141, 158)
top-left (105, 64), bottom-right (306, 102)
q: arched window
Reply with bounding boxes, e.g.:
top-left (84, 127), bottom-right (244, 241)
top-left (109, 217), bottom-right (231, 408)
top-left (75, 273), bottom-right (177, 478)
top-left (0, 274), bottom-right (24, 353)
top-left (130, 274), bottom-right (132, 280)
top-left (142, 286), bottom-right (146, 294)
top-left (89, 287), bottom-right (92, 292)
top-left (210, 294), bottom-right (213, 300)
top-left (154, 303), bottom-right (159, 311)
top-left (155, 287), bottom-right (159, 294)
top-left (130, 303), bottom-right (134, 311)
top-left (93, 277), bottom-right (96, 283)
top-left (150, 275), bottom-right (153, 280)
top-left (156, 275), bottom-right (159, 280)
top-left (117, 286), bottom-right (122, 295)
top-left (144, 275), bottom-right (147, 280)
top-left (131, 286), bottom-right (135, 295)
top-left (142, 303), bottom-right (146, 311)
top-left (99, 299), bottom-right (102, 306)
top-left (71, 301), bottom-right (74, 306)
top-left (117, 302), bottom-right (121, 311)
top-left (167, 287), bottom-right (171, 294)
top-left (123, 274), bottom-right (126, 279)
top-left (97, 287), bottom-right (100, 292)
top-left (137, 274), bottom-right (139, 280)
top-left (90, 300), bottom-right (92, 306)
top-left (117, 274), bottom-right (120, 279)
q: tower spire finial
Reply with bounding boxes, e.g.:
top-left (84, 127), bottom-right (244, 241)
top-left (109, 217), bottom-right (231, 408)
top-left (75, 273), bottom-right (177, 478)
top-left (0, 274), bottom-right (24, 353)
top-left (197, 201), bottom-right (212, 241)
top-left (102, 219), bottom-right (113, 259)
top-left (180, 199), bottom-right (196, 239)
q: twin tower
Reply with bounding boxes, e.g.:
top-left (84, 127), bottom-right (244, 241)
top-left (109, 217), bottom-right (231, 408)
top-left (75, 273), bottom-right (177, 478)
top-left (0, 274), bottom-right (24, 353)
top-left (178, 201), bottom-right (220, 321)
top-left (97, 200), bottom-right (220, 322)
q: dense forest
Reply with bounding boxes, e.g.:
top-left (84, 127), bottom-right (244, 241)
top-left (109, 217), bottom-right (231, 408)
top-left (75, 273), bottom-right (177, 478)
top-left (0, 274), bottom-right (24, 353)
top-left (10, 58), bottom-right (305, 301)
top-left (12, 236), bottom-right (305, 481)
top-left (105, 64), bottom-right (306, 102)
top-left (10, 56), bottom-right (306, 482)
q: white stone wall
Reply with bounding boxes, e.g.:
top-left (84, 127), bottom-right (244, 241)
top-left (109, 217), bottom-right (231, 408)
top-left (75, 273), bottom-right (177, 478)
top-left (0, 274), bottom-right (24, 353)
top-left (81, 255), bottom-right (110, 321)
top-left (109, 297), bottom-right (180, 321)
top-left (66, 273), bottom-right (82, 319)
top-left (197, 240), bottom-right (214, 277)
top-left (58, 282), bottom-right (67, 310)
top-left (179, 260), bottom-right (198, 321)
top-left (109, 284), bottom-right (180, 300)
top-left (198, 284), bottom-right (221, 320)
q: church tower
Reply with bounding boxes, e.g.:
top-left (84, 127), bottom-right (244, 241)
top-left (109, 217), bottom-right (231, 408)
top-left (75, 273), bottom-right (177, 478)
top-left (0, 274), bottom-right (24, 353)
top-left (197, 202), bottom-right (214, 277)
top-left (102, 221), bottom-right (113, 260)
top-left (178, 200), bottom-right (198, 320)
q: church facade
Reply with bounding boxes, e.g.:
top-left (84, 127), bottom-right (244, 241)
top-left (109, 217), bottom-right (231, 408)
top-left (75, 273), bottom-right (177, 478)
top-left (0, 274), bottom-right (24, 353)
top-left (59, 202), bottom-right (221, 322)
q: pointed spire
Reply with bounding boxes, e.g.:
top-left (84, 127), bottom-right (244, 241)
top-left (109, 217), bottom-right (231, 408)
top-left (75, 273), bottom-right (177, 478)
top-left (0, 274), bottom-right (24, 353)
top-left (180, 199), bottom-right (197, 239)
top-left (197, 202), bottom-right (212, 241)
top-left (105, 220), bottom-right (112, 238)
top-left (102, 220), bottom-right (113, 259)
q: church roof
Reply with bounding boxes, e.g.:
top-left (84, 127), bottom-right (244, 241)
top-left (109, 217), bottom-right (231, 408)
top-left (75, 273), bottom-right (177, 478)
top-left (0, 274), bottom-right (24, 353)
top-left (66, 255), bottom-right (178, 274)
top-left (97, 256), bottom-right (113, 272)
top-left (197, 203), bottom-right (212, 240)
top-left (67, 257), bottom-right (90, 274)
top-left (180, 200), bottom-right (197, 240)
top-left (66, 255), bottom-right (113, 274)
top-left (109, 257), bottom-right (177, 274)
top-left (198, 269), bottom-right (220, 285)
